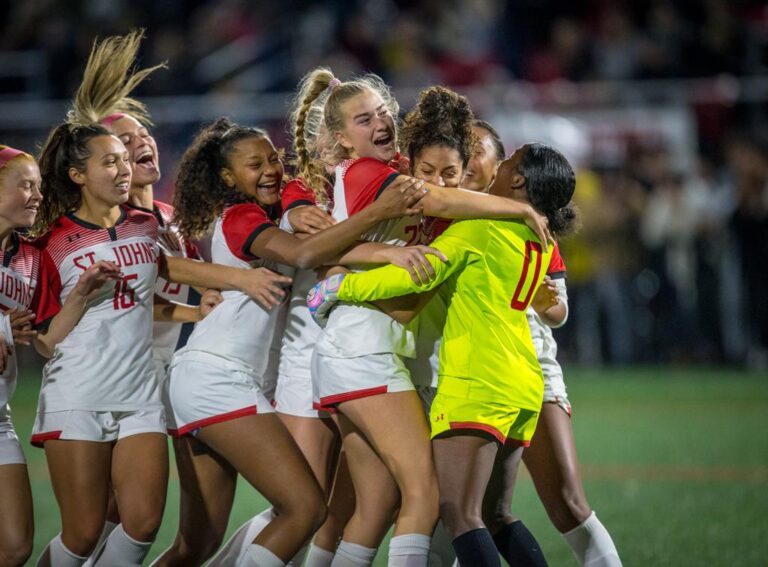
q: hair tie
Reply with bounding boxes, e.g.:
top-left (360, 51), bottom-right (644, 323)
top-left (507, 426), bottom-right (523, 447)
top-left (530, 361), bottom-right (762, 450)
top-left (328, 78), bottom-right (341, 91)
top-left (0, 146), bottom-right (26, 169)
top-left (101, 113), bottom-right (126, 126)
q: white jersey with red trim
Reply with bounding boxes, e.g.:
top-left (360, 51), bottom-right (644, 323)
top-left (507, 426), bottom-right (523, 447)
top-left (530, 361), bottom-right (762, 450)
top-left (176, 203), bottom-right (290, 378)
top-left (38, 207), bottom-right (161, 412)
top-left (150, 201), bottom-right (201, 365)
top-left (317, 158), bottom-right (419, 358)
top-left (0, 234), bottom-right (61, 409)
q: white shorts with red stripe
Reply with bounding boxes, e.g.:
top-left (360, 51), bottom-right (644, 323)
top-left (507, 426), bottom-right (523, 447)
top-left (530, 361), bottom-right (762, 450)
top-left (165, 349), bottom-right (274, 437)
top-left (311, 351), bottom-right (415, 411)
top-left (31, 408), bottom-right (165, 447)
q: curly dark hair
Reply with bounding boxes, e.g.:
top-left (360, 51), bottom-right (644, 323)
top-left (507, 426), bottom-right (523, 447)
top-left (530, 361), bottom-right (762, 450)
top-left (34, 123), bottom-right (112, 235)
top-left (518, 143), bottom-right (580, 237)
top-left (173, 117), bottom-right (269, 238)
top-left (400, 86), bottom-right (475, 169)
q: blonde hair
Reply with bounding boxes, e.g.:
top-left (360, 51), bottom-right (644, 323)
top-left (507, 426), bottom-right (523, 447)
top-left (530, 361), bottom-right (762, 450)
top-left (67, 29), bottom-right (166, 127)
top-left (292, 67), bottom-right (399, 198)
top-left (0, 145), bottom-right (35, 184)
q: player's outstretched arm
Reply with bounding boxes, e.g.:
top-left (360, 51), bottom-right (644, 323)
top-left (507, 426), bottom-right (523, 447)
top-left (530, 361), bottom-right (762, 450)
top-left (161, 255), bottom-right (292, 310)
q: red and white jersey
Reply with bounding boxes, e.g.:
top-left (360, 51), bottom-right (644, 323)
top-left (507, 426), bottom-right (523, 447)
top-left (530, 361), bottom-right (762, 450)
top-left (0, 233), bottom-right (60, 408)
top-left (39, 206), bottom-right (161, 412)
top-left (526, 243), bottom-right (568, 370)
top-left (150, 201), bottom-right (201, 365)
top-left (177, 203), bottom-right (289, 378)
top-left (317, 158), bottom-right (418, 359)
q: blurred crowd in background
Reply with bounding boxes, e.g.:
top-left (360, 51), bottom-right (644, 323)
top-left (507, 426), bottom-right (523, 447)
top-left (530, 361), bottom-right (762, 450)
top-left (1, 0), bottom-right (767, 368)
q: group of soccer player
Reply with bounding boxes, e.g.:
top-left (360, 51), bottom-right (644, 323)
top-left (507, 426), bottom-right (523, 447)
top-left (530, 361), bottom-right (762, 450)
top-left (0, 30), bottom-right (623, 567)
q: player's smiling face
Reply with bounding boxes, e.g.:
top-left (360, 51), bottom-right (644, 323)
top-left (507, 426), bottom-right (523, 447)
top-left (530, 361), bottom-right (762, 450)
top-left (0, 158), bottom-right (42, 229)
top-left (336, 89), bottom-right (397, 163)
top-left (462, 126), bottom-right (499, 193)
top-left (222, 136), bottom-right (284, 206)
top-left (70, 135), bottom-right (132, 208)
top-left (106, 115), bottom-right (160, 189)
top-left (487, 145), bottom-right (528, 200)
top-left (412, 145), bottom-right (463, 187)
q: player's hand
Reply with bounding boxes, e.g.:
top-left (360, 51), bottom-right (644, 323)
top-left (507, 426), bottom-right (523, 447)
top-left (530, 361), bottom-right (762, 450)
top-left (8, 308), bottom-right (37, 346)
top-left (307, 273), bottom-right (346, 328)
top-left (237, 267), bottom-right (292, 310)
top-left (379, 245), bottom-right (448, 285)
top-left (198, 289), bottom-right (223, 317)
top-left (523, 205), bottom-right (555, 252)
top-left (0, 331), bottom-right (10, 374)
top-left (73, 261), bottom-right (123, 300)
top-left (288, 205), bottom-right (336, 235)
top-left (531, 276), bottom-right (559, 314)
top-left (370, 176), bottom-right (427, 220)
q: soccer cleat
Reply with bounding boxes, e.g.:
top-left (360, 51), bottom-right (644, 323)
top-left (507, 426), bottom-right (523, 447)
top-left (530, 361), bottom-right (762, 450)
top-left (307, 273), bottom-right (346, 328)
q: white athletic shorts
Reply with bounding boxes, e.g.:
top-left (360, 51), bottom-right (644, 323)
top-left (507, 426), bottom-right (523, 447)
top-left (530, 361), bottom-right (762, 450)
top-left (31, 407), bottom-right (166, 447)
top-left (275, 371), bottom-right (329, 419)
top-left (166, 350), bottom-right (275, 437)
top-left (311, 351), bottom-right (415, 411)
top-left (0, 404), bottom-right (24, 465)
top-left (541, 361), bottom-right (571, 416)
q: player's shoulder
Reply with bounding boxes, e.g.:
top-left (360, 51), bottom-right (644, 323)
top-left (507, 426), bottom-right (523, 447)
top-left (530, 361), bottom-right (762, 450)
top-left (152, 200), bottom-right (175, 223)
top-left (342, 157), bottom-right (397, 181)
top-left (282, 178), bottom-right (317, 209)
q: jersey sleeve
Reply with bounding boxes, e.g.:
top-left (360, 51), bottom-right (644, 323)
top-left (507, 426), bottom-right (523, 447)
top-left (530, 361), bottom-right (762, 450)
top-left (546, 243), bottom-right (566, 279)
top-left (338, 220), bottom-right (482, 302)
top-left (343, 158), bottom-right (400, 216)
top-left (282, 179), bottom-right (317, 212)
top-left (30, 249), bottom-right (63, 328)
top-left (221, 203), bottom-right (276, 262)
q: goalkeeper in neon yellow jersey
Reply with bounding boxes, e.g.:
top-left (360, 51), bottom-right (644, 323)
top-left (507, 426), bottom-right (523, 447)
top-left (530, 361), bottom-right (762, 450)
top-left (308, 143), bottom-right (577, 565)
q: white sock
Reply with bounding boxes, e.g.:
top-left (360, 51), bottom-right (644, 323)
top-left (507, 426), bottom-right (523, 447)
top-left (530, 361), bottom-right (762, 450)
top-left (91, 524), bottom-right (153, 566)
top-left (82, 521), bottom-right (118, 567)
top-left (330, 540), bottom-right (377, 567)
top-left (37, 534), bottom-right (88, 567)
top-left (304, 543), bottom-right (336, 567)
top-left (388, 534), bottom-right (430, 567)
top-left (208, 509), bottom-right (275, 566)
top-left (563, 512), bottom-right (622, 567)
top-left (289, 544), bottom-right (308, 566)
top-left (428, 521), bottom-right (456, 567)
top-left (239, 543), bottom-right (285, 567)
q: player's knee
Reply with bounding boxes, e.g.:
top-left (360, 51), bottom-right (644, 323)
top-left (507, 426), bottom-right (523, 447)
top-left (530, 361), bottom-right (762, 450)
top-left (401, 476), bottom-right (439, 513)
top-left (439, 498), bottom-right (483, 539)
top-left (0, 536), bottom-right (33, 567)
top-left (277, 486), bottom-right (328, 535)
top-left (62, 523), bottom-right (104, 557)
top-left (120, 503), bottom-right (164, 542)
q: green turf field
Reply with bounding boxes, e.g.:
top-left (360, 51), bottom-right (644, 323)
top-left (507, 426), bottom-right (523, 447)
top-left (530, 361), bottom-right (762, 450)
top-left (9, 367), bottom-right (768, 566)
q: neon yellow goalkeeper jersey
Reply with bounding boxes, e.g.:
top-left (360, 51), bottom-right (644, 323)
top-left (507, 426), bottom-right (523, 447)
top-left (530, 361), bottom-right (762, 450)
top-left (337, 218), bottom-right (553, 412)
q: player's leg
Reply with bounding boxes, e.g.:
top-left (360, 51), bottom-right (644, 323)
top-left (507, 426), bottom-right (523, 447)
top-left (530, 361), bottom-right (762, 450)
top-left (198, 413), bottom-right (327, 565)
top-left (151, 435), bottom-right (238, 567)
top-left (0, 459), bottom-right (33, 567)
top-left (483, 443), bottom-right (548, 566)
top-left (339, 391), bottom-right (438, 566)
top-left (209, 414), bottom-right (339, 566)
top-left (523, 403), bottom-right (621, 566)
top-left (309, 448), bottom-right (356, 564)
top-left (327, 412), bottom-right (400, 566)
top-left (432, 431), bottom-right (500, 567)
top-left (38, 440), bottom-right (112, 564)
top-left (90, 431), bottom-right (168, 566)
